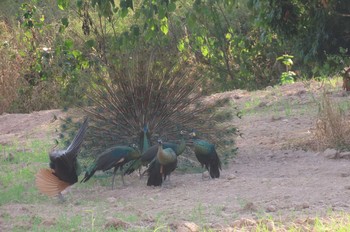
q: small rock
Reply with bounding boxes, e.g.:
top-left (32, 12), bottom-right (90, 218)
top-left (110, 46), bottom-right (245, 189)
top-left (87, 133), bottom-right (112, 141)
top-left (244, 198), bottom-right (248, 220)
top-left (231, 218), bottom-right (257, 228)
top-left (40, 219), bottom-right (56, 227)
top-left (176, 221), bottom-right (200, 232)
top-left (271, 116), bottom-right (283, 122)
top-left (339, 152), bottom-right (350, 159)
top-left (344, 185), bottom-right (350, 190)
top-left (105, 218), bottom-right (129, 230)
top-left (226, 174), bottom-right (236, 180)
top-left (202, 171), bottom-right (210, 179)
top-left (295, 202), bottom-right (310, 210)
top-left (266, 205), bottom-right (276, 212)
top-left (341, 173), bottom-right (350, 177)
top-left (242, 202), bottom-right (257, 212)
top-left (258, 102), bottom-right (267, 107)
top-left (107, 197), bottom-right (117, 203)
top-left (322, 148), bottom-right (338, 159)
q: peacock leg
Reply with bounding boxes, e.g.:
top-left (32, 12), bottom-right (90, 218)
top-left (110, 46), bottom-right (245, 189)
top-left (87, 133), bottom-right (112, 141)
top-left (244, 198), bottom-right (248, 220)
top-left (120, 166), bottom-right (126, 186)
top-left (112, 167), bottom-right (117, 190)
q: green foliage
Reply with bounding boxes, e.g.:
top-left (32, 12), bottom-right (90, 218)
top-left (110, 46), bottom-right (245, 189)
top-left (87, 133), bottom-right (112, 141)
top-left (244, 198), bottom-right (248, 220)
top-left (249, 0), bottom-right (350, 76)
top-left (277, 54), bottom-right (296, 85)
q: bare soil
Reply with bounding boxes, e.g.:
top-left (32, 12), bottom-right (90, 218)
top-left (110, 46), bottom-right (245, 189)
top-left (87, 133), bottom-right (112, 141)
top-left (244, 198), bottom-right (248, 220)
top-left (1, 81), bottom-right (350, 231)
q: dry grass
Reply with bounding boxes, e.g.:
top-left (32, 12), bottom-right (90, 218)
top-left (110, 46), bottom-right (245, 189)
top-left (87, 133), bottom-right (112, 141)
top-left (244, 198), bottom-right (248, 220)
top-left (0, 21), bottom-right (23, 114)
top-left (314, 91), bottom-right (350, 151)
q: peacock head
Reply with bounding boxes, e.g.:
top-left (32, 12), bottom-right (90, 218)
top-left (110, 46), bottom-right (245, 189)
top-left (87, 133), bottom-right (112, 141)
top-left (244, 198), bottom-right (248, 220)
top-left (157, 139), bottom-right (163, 145)
top-left (189, 130), bottom-right (197, 138)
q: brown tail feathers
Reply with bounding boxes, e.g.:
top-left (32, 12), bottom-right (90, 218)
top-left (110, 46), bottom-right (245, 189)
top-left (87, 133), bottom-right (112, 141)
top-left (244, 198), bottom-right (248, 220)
top-left (35, 169), bottom-right (70, 197)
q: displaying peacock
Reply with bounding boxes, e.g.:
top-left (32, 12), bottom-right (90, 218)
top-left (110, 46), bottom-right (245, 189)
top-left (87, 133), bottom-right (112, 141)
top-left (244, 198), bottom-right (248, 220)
top-left (147, 139), bottom-right (178, 186)
top-left (35, 117), bottom-right (88, 200)
top-left (60, 48), bottom-right (239, 174)
top-left (124, 130), bottom-right (186, 176)
top-left (81, 145), bottom-right (141, 189)
top-left (188, 131), bottom-right (222, 179)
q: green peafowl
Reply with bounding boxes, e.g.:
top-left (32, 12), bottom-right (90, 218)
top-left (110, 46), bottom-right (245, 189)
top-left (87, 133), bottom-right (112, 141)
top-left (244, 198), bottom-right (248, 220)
top-left (147, 139), bottom-right (178, 186)
top-left (64, 49), bottom-right (239, 173)
top-left (124, 131), bottom-right (186, 176)
top-left (188, 131), bottom-right (222, 179)
top-left (35, 117), bottom-right (88, 200)
top-left (81, 145), bottom-right (141, 189)
top-left (132, 125), bottom-right (151, 176)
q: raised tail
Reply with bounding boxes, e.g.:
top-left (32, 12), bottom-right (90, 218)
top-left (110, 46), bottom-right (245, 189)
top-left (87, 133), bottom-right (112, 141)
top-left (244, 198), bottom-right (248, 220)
top-left (65, 117), bottom-right (89, 156)
top-left (146, 161), bottom-right (162, 186)
top-left (209, 152), bottom-right (222, 178)
top-left (123, 158), bottom-right (142, 175)
top-left (35, 169), bottom-right (70, 197)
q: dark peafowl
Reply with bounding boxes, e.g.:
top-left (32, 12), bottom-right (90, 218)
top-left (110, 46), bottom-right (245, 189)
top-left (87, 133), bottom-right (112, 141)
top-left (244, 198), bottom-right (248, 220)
top-left (147, 139), bottom-right (178, 186)
top-left (188, 131), bottom-right (222, 179)
top-left (124, 131), bottom-right (186, 176)
top-left (81, 145), bottom-right (141, 189)
top-left (35, 117), bottom-right (88, 200)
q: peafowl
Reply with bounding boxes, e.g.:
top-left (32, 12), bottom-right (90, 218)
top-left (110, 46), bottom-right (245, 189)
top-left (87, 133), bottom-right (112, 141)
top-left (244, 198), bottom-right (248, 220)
top-left (132, 125), bottom-right (151, 176)
top-left (147, 139), bottom-right (178, 186)
top-left (81, 145), bottom-right (141, 189)
top-left (35, 117), bottom-right (88, 200)
top-left (188, 131), bottom-right (222, 179)
top-left (124, 131), bottom-right (186, 176)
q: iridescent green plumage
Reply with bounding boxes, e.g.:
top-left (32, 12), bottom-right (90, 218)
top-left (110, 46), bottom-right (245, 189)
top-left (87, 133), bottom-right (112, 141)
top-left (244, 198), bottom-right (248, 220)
top-left (189, 132), bottom-right (222, 178)
top-left (147, 139), bottom-right (177, 186)
top-left (81, 145), bottom-right (141, 189)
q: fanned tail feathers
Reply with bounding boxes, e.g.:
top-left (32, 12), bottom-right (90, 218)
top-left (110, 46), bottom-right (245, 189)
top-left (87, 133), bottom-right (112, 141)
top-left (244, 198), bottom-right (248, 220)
top-left (35, 169), bottom-right (70, 197)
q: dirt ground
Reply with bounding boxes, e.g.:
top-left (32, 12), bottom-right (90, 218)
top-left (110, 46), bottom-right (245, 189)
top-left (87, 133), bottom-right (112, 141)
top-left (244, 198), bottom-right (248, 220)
top-left (1, 81), bottom-right (350, 231)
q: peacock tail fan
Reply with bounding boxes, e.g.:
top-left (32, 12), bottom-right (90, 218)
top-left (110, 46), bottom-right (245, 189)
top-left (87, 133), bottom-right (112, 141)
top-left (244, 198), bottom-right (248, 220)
top-left (58, 46), bottom-right (241, 170)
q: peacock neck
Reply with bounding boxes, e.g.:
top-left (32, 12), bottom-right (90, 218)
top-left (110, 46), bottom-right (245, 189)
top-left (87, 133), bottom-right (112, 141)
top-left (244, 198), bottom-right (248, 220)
top-left (176, 136), bottom-right (186, 156)
top-left (142, 126), bottom-right (150, 153)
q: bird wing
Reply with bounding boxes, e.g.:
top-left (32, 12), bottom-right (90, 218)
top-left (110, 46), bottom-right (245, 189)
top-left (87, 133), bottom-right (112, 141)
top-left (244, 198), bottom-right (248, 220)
top-left (35, 168), bottom-right (70, 197)
top-left (140, 145), bottom-right (158, 164)
top-left (95, 146), bottom-right (129, 171)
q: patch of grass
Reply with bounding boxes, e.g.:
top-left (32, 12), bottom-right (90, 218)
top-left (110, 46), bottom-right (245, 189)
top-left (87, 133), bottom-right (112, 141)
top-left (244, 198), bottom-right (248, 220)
top-left (314, 92), bottom-right (350, 151)
top-left (0, 139), bottom-right (53, 205)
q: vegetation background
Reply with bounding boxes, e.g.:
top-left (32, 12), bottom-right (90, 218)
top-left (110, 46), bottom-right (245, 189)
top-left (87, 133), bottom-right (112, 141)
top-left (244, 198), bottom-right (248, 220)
top-left (1, 0), bottom-right (350, 231)
top-left (0, 0), bottom-right (349, 114)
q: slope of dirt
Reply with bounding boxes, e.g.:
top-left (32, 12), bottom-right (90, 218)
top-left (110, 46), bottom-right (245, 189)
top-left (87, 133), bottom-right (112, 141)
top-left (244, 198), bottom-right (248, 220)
top-left (1, 81), bottom-right (350, 231)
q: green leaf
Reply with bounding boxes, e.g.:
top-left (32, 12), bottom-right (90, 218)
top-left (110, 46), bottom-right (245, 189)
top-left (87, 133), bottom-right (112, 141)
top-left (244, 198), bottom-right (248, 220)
top-left (201, 45), bottom-right (209, 57)
top-left (71, 50), bottom-right (82, 59)
top-left (58, 0), bottom-right (69, 10)
top-left (61, 17), bottom-right (69, 27)
top-left (64, 39), bottom-right (73, 49)
top-left (85, 39), bottom-right (95, 48)
top-left (168, 2), bottom-right (176, 12)
top-left (177, 39), bottom-right (185, 52)
top-left (160, 17), bottom-right (168, 35)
